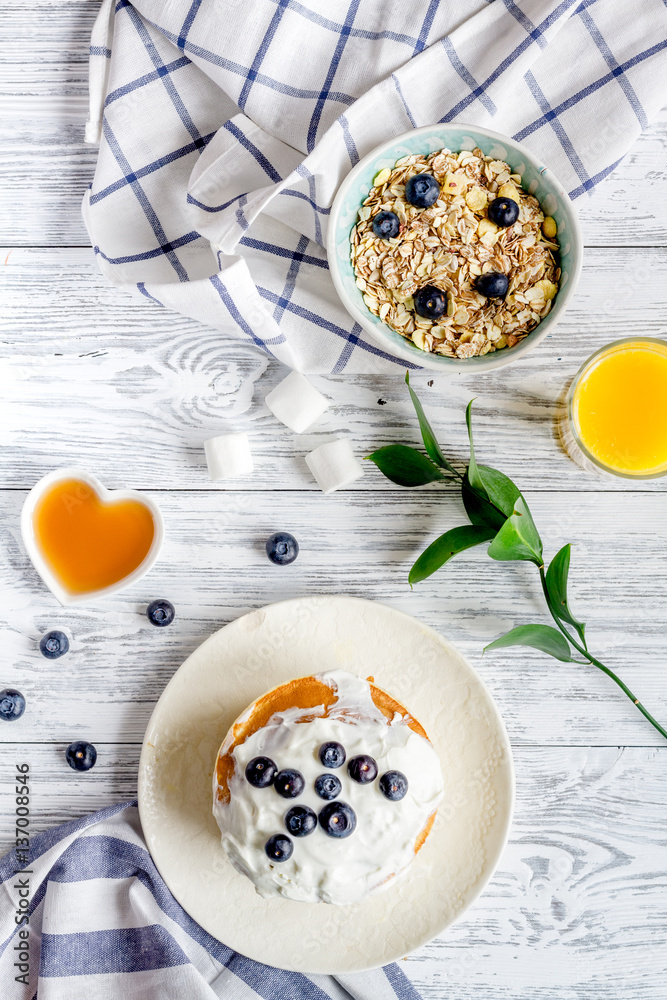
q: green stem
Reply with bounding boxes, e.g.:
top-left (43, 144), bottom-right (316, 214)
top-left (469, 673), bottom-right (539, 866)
top-left (539, 568), bottom-right (667, 741)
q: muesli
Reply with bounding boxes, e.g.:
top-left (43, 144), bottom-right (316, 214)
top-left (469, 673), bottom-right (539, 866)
top-left (350, 147), bottom-right (560, 359)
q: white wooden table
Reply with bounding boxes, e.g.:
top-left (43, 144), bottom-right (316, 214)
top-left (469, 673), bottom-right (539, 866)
top-left (1, 5), bottom-right (666, 997)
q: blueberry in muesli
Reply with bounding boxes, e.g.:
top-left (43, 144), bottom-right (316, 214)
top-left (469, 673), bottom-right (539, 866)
top-left (475, 272), bottom-right (509, 299)
top-left (488, 196), bottom-right (519, 228)
top-left (404, 173), bottom-right (440, 208)
top-left (372, 210), bottom-right (400, 240)
top-left (414, 286), bottom-right (447, 320)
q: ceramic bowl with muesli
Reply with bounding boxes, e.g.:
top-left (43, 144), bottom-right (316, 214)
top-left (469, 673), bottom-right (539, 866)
top-left (327, 124), bottom-right (583, 373)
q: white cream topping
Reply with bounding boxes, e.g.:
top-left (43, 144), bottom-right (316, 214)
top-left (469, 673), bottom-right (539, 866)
top-left (212, 669), bottom-right (444, 904)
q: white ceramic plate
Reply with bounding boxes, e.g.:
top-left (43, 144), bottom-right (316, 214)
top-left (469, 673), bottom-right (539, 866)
top-left (138, 596), bottom-right (514, 974)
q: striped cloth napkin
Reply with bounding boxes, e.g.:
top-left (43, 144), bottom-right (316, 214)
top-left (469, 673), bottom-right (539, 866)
top-left (83, 0), bottom-right (667, 374)
top-left (0, 802), bottom-right (420, 999)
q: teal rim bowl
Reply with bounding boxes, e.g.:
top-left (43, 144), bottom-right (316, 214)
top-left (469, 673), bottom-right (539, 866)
top-left (326, 123), bottom-right (583, 374)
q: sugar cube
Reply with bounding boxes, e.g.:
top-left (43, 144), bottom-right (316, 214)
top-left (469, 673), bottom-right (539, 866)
top-left (305, 439), bottom-right (364, 494)
top-left (204, 433), bottom-right (253, 481)
top-left (265, 371), bottom-right (329, 434)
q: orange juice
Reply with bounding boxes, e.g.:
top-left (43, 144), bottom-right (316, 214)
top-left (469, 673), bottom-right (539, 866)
top-left (33, 478), bottom-right (155, 594)
top-left (569, 339), bottom-right (667, 477)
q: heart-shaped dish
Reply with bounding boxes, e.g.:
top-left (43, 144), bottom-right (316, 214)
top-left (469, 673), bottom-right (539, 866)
top-left (21, 468), bottom-right (164, 606)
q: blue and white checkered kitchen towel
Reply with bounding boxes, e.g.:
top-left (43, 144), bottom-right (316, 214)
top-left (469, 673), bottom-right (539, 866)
top-left (0, 801), bottom-right (420, 999)
top-left (83, 0), bottom-right (667, 373)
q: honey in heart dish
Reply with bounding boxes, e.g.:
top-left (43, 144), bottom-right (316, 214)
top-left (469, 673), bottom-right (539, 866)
top-left (568, 339), bottom-right (667, 478)
top-left (33, 478), bottom-right (156, 594)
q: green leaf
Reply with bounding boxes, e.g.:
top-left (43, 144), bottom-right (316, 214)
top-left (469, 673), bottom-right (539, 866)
top-left (545, 544), bottom-right (587, 646)
top-left (465, 400), bottom-right (486, 496)
top-left (477, 465), bottom-right (521, 517)
top-left (462, 464), bottom-right (521, 531)
top-left (484, 624), bottom-right (576, 662)
top-left (366, 445), bottom-right (448, 487)
top-left (463, 400), bottom-right (522, 530)
top-left (462, 474), bottom-right (507, 531)
top-left (404, 372), bottom-right (458, 476)
top-left (408, 525), bottom-right (496, 585)
top-left (487, 496), bottom-right (544, 565)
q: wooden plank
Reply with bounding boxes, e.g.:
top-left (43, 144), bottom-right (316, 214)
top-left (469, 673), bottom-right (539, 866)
top-left (0, 2), bottom-right (666, 246)
top-left (404, 745), bottom-right (667, 999)
top-left (1, 101), bottom-right (666, 248)
top-left (0, 742), bottom-right (139, 856)
top-left (0, 2), bottom-right (94, 245)
top-left (2, 245), bottom-right (667, 493)
top-left (2, 4), bottom-right (666, 993)
top-left (0, 119), bottom-right (95, 246)
top-left (0, 743), bottom-right (664, 998)
top-left (1, 489), bottom-right (665, 747)
top-left (0, 0), bottom-right (94, 87)
top-left (578, 108), bottom-right (667, 247)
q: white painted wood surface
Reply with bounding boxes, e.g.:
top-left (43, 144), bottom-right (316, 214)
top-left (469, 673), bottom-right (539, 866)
top-left (1, 3), bottom-right (666, 997)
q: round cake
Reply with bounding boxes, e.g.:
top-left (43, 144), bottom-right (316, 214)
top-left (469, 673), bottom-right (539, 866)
top-left (212, 668), bottom-right (444, 904)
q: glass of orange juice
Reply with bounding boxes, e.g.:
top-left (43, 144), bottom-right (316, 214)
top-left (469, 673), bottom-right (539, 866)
top-left (567, 337), bottom-right (667, 478)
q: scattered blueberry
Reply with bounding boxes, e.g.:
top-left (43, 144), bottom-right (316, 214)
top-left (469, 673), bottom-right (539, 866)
top-left (414, 285), bottom-right (447, 320)
top-left (284, 804), bottom-right (317, 837)
top-left (265, 833), bottom-right (293, 862)
top-left (379, 770), bottom-right (408, 801)
top-left (146, 599), bottom-right (175, 627)
top-left (348, 754), bottom-right (378, 784)
top-left (315, 774), bottom-right (342, 800)
top-left (39, 630), bottom-right (69, 659)
top-left (487, 197), bottom-right (519, 228)
top-left (245, 756), bottom-right (278, 788)
top-left (319, 742), bottom-right (346, 769)
top-left (0, 689), bottom-right (26, 722)
top-left (319, 801), bottom-right (357, 838)
top-left (405, 173), bottom-right (440, 208)
top-left (265, 532), bottom-right (299, 566)
top-left (65, 741), bottom-right (97, 772)
top-left (474, 271), bottom-right (509, 299)
top-left (274, 768), bottom-right (305, 799)
top-left (372, 210), bottom-right (401, 240)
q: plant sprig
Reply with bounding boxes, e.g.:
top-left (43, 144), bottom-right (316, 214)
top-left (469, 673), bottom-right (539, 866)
top-left (367, 372), bottom-right (667, 742)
